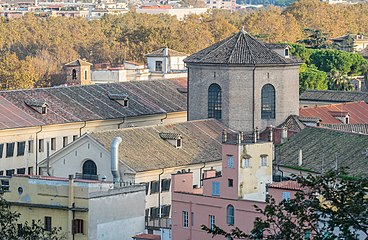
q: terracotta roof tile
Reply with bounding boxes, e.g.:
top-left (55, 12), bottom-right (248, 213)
top-left (269, 181), bottom-right (302, 191)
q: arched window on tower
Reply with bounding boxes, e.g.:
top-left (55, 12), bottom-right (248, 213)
top-left (72, 69), bottom-right (77, 80)
top-left (261, 84), bottom-right (275, 119)
top-left (82, 160), bottom-right (97, 176)
top-left (208, 84), bottom-right (222, 120)
top-left (227, 204), bottom-right (234, 226)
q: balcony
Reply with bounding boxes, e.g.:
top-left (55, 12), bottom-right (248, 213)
top-left (145, 217), bottom-right (171, 230)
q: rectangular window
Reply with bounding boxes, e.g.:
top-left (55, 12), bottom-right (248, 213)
top-left (17, 224), bottom-right (22, 237)
top-left (161, 179), bottom-right (171, 192)
top-left (73, 135), bottom-right (78, 141)
top-left (17, 168), bottom-right (25, 174)
top-left (145, 182), bottom-right (150, 195)
top-left (282, 192), bottom-right (291, 201)
top-left (260, 155), bottom-right (268, 167)
top-left (44, 216), bottom-right (52, 232)
top-left (150, 207), bottom-right (159, 219)
top-left (6, 169), bottom-right (14, 176)
top-left (150, 181), bottom-right (159, 194)
top-left (183, 211), bottom-right (189, 228)
top-left (0, 171), bottom-right (3, 176)
top-left (155, 61), bottom-right (163, 71)
top-left (1, 179), bottom-right (9, 191)
top-left (227, 155), bottom-right (234, 168)
top-left (51, 138), bottom-right (56, 151)
top-left (161, 205), bottom-right (171, 218)
top-left (62, 137), bottom-right (68, 147)
top-left (0, 143), bottom-right (3, 158)
top-left (28, 167), bottom-right (33, 175)
top-left (228, 179), bottom-right (234, 187)
top-left (17, 142), bottom-right (25, 156)
top-left (6, 143), bottom-right (15, 157)
top-left (72, 219), bottom-right (84, 234)
top-left (39, 139), bottom-right (44, 152)
top-left (212, 181), bottom-right (220, 196)
top-left (191, 212), bottom-right (194, 226)
top-left (242, 158), bottom-right (250, 168)
top-left (28, 140), bottom-right (33, 153)
top-left (209, 215), bottom-right (215, 230)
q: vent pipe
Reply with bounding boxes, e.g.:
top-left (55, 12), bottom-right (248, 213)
top-left (111, 137), bottom-right (122, 186)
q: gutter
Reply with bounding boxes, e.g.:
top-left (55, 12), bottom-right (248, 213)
top-left (79, 121), bottom-right (87, 137)
top-left (252, 65), bottom-right (256, 130)
top-left (158, 168), bottom-right (164, 220)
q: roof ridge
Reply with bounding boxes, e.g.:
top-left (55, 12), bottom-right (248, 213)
top-left (198, 34), bottom-right (238, 63)
top-left (228, 32), bottom-right (244, 64)
top-left (242, 32), bottom-right (256, 65)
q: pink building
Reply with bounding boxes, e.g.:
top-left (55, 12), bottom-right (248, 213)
top-left (171, 132), bottom-right (301, 239)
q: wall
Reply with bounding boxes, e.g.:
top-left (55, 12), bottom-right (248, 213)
top-left (91, 69), bottom-right (127, 83)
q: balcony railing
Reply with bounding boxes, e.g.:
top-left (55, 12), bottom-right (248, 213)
top-left (145, 217), bottom-right (171, 230)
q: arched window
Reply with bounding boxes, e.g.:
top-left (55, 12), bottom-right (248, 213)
top-left (208, 84), bottom-right (222, 120)
top-left (261, 84), bottom-right (275, 119)
top-left (227, 204), bottom-right (234, 226)
top-left (72, 69), bottom-right (77, 80)
top-left (82, 160), bottom-right (97, 175)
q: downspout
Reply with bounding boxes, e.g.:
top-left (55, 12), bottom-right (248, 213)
top-left (117, 117), bottom-right (125, 129)
top-left (35, 126), bottom-right (43, 175)
top-left (252, 65), bottom-right (256, 130)
top-left (79, 121), bottom-right (87, 137)
top-left (160, 112), bottom-right (168, 124)
top-left (199, 161), bottom-right (205, 187)
top-left (186, 66), bottom-right (189, 121)
top-left (68, 175), bottom-right (75, 240)
top-left (158, 168), bottom-right (164, 223)
top-left (111, 137), bottom-right (123, 187)
top-left (46, 141), bottom-right (51, 176)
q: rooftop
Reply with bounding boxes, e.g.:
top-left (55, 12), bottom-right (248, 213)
top-left (145, 47), bottom-right (188, 57)
top-left (268, 181), bottom-right (303, 191)
top-left (320, 123), bottom-right (368, 134)
top-left (275, 127), bottom-right (368, 177)
top-left (0, 80), bottom-right (186, 130)
top-left (64, 58), bottom-right (92, 67)
top-left (184, 30), bottom-right (302, 65)
top-left (299, 101), bottom-right (368, 124)
top-left (300, 90), bottom-right (368, 103)
top-left (89, 119), bottom-right (230, 172)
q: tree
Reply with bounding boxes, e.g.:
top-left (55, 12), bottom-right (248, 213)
top-left (297, 28), bottom-right (330, 49)
top-left (0, 194), bottom-right (65, 240)
top-left (327, 69), bottom-right (354, 91)
top-left (299, 64), bottom-right (328, 92)
top-left (202, 169), bottom-right (368, 239)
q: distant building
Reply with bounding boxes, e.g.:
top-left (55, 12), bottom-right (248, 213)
top-left (331, 34), bottom-right (368, 52)
top-left (171, 131), bottom-right (302, 239)
top-left (299, 90), bottom-right (368, 107)
top-left (185, 29), bottom-right (302, 132)
top-left (136, 6), bottom-right (208, 20)
top-left (64, 59), bottom-right (92, 86)
top-left (0, 174), bottom-right (145, 240)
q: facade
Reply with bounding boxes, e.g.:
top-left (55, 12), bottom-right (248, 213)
top-left (185, 29), bottom-right (302, 132)
top-left (171, 131), bottom-right (301, 239)
top-left (146, 47), bottom-right (187, 74)
top-left (136, 7), bottom-right (208, 20)
top-left (0, 174), bottom-right (146, 240)
top-left (0, 80), bottom-right (187, 177)
top-left (331, 34), bottom-right (368, 52)
top-left (64, 59), bottom-right (92, 86)
top-left (39, 119), bottom-right (228, 233)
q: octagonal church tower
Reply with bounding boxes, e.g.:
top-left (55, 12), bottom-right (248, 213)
top-left (184, 29), bottom-right (302, 132)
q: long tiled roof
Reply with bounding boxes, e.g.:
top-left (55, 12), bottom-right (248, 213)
top-left (300, 90), bottom-right (368, 103)
top-left (184, 30), bottom-right (302, 65)
top-left (299, 101), bottom-right (368, 124)
top-left (275, 127), bottom-right (368, 177)
top-left (320, 123), bottom-right (368, 134)
top-left (269, 181), bottom-right (303, 191)
top-left (89, 119), bottom-right (229, 172)
top-left (0, 80), bottom-right (186, 130)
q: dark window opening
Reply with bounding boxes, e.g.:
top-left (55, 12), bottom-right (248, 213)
top-left (155, 61), bottom-right (163, 71)
top-left (82, 160), bottom-right (97, 176)
top-left (145, 182), bottom-right (150, 195)
top-left (176, 139), bottom-right (182, 148)
top-left (6, 143), bottom-right (15, 158)
top-left (208, 83), bottom-right (222, 120)
top-left (28, 140), bottom-right (33, 153)
top-left (39, 139), bottom-right (44, 152)
top-left (17, 168), bottom-right (25, 174)
top-left (44, 216), bottom-right (52, 232)
top-left (261, 84), bottom-right (275, 119)
top-left (227, 204), bottom-right (234, 226)
top-left (17, 142), bottom-right (25, 156)
top-left (41, 106), bottom-right (47, 114)
top-left (17, 224), bottom-right (22, 237)
top-left (84, 70), bottom-right (88, 80)
top-left (228, 179), bottom-right (233, 187)
top-left (0, 144), bottom-right (3, 158)
top-left (161, 205), bottom-right (171, 218)
top-left (51, 138), bottom-right (56, 151)
top-left (161, 179), bottom-right (171, 192)
top-left (72, 69), bottom-right (77, 80)
top-left (72, 219), bottom-right (84, 234)
top-left (150, 181), bottom-right (159, 194)
top-left (285, 48), bottom-right (289, 56)
top-left (63, 136), bottom-right (68, 147)
top-left (150, 207), bottom-right (160, 219)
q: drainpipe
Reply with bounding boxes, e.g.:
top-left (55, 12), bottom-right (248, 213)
top-left (160, 112), bottom-right (168, 125)
top-left (117, 117), bottom-right (125, 129)
top-left (158, 168), bottom-right (164, 223)
top-left (35, 126), bottom-right (43, 175)
top-left (79, 121), bottom-right (87, 137)
top-left (199, 161), bottom-right (206, 187)
top-left (68, 174), bottom-right (75, 240)
top-left (111, 137), bottom-right (123, 187)
top-left (46, 141), bottom-right (51, 176)
top-left (252, 65), bottom-right (256, 130)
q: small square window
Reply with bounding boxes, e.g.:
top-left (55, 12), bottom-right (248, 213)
top-left (73, 135), bottom-right (78, 141)
top-left (282, 192), bottom-right (291, 201)
top-left (228, 179), bottom-right (233, 187)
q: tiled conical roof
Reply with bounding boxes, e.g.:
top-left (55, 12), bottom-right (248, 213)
top-left (184, 30), bottom-right (301, 65)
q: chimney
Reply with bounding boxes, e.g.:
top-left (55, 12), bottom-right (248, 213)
top-left (237, 131), bottom-right (242, 144)
top-left (253, 128), bottom-right (257, 143)
top-left (281, 127), bottom-right (288, 144)
top-left (298, 149), bottom-right (303, 166)
top-left (222, 129), bottom-right (227, 143)
top-left (268, 126), bottom-right (273, 142)
top-left (111, 137), bottom-right (122, 187)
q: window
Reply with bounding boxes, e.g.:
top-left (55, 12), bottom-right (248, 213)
top-left (176, 139), bottom-right (182, 148)
top-left (191, 212), bottom-right (194, 226)
top-left (51, 138), bottom-right (56, 151)
top-left (261, 84), bottom-right (275, 119)
top-left (260, 155), bottom-right (268, 167)
top-left (1, 179), bottom-right (9, 191)
top-left (41, 106), bottom-right (47, 114)
top-left (242, 158), bottom-right (250, 168)
top-left (284, 48), bottom-right (289, 57)
top-left (17, 168), bottom-right (25, 174)
top-left (63, 136), bottom-right (68, 147)
top-left (28, 140), bottom-right (33, 153)
top-left (150, 181), bottom-right (160, 194)
top-left (0, 171), bottom-right (3, 176)
top-left (145, 182), bottom-right (150, 195)
top-left (39, 139), bottom-right (44, 152)
top-left (227, 205), bottom-right (234, 226)
top-left (183, 211), bottom-right (189, 228)
top-left (84, 70), bottom-right (88, 80)
top-left (161, 179), bottom-right (171, 192)
top-left (161, 205), bottom-right (171, 218)
top-left (155, 61), bottom-right (163, 71)
top-left (208, 84), bottom-right (222, 120)
top-left (0, 143), bottom-right (3, 158)
top-left (209, 215), bottom-right (215, 230)
top-left (150, 207), bottom-right (160, 219)
top-left (228, 179), bottom-right (234, 187)
top-left (72, 219), bottom-right (84, 234)
top-left (73, 135), bottom-right (78, 141)
top-left (17, 224), bottom-right (22, 237)
top-left (282, 192), bottom-right (291, 201)
top-left (28, 167), bottom-right (33, 175)
top-left (82, 160), bottom-right (97, 175)
top-left (212, 181), bottom-right (220, 196)
top-left (227, 155), bottom-right (234, 168)
top-left (72, 69), bottom-right (77, 80)
top-left (44, 216), bottom-right (52, 232)
top-left (6, 143), bottom-right (15, 158)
